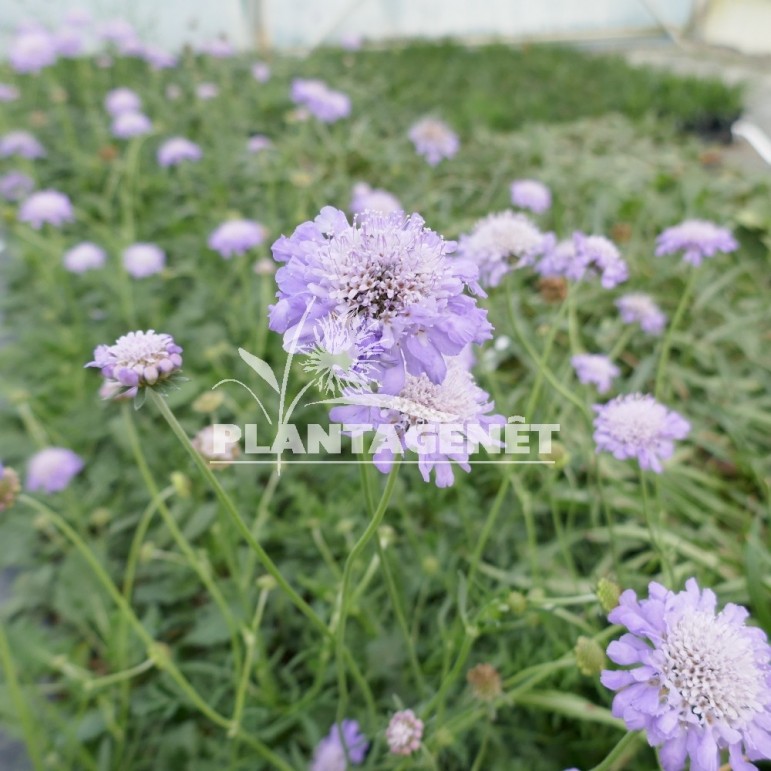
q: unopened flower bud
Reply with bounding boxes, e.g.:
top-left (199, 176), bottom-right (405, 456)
top-left (170, 472), bottom-right (191, 498)
top-left (192, 391), bottom-right (224, 413)
top-left (574, 636), bottom-right (606, 676)
top-left (596, 577), bottom-right (621, 614)
top-left (466, 662), bottom-right (502, 702)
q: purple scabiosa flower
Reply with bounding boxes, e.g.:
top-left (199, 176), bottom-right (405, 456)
top-left (601, 578), bottom-right (771, 771)
top-left (196, 82), bottom-right (219, 100)
top-left (0, 84), bottom-right (20, 102)
top-left (54, 25), bottom-right (85, 57)
top-left (655, 219), bottom-right (738, 267)
top-left (593, 393), bottom-right (690, 473)
top-left (386, 710), bottom-right (424, 756)
top-left (0, 171), bottom-right (35, 202)
top-left (18, 190), bottom-right (74, 229)
top-left (9, 29), bottom-right (57, 73)
top-left (510, 179), bottom-right (552, 214)
top-left (104, 87), bottom-right (141, 116)
top-left (408, 117), bottom-right (459, 166)
top-left (63, 242), bottom-right (106, 274)
top-left (0, 131), bottom-right (46, 160)
top-left (339, 32), bottom-right (363, 51)
top-left (269, 207), bottom-right (492, 386)
top-left (111, 111), bottom-right (153, 139)
top-left (310, 720), bottom-right (368, 771)
top-left (142, 46), bottom-right (177, 70)
top-left (572, 354), bottom-right (620, 394)
top-left (208, 220), bottom-right (267, 258)
top-left (572, 233), bottom-right (629, 289)
top-left (88, 330), bottom-right (183, 399)
top-left (198, 38), bottom-right (234, 58)
top-left (536, 238), bottom-right (578, 279)
top-left (457, 210), bottom-right (553, 288)
top-left (122, 243), bottom-right (165, 278)
top-left (616, 293), bottom-right (667, 336)
top-left (247, 135), bottom-right (272, 154)
top-left (192, 426), bottom-right (240, 467)
top-left (157, 137), bottom-right (202, 168)
top-left (251, 61), bottom-right (271, 82)
top-left (349, 183), bottom-right (402, 215)
top-left (26, 448), bottom-right (84, 494)
top-left (290, 79), bottom-right (351, 123)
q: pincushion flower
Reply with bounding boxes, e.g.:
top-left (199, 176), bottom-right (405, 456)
top-left (143, 46), bottom-right (177, 70)
top-left (350, 183), bottom-right (402, 215)
top-left (196, 83), bottom-right (219, 100)
top-left (601, 578), bottom-right (771, 771)
top-left (111, 111), bottom-right (153, 139)
top-left (616, 293), bottom-right (667, 336)
top-left (105, 87), bottom-right (141, 116)
top-left (157, 137), bottom-right (202, 167)
top-left (536, 238), bottom-right (578, 279)
top-left (510, 179), bottom-right (552, 214)
top-left (0, 84), bottom-right (20, 102)
top-left (26, 448), bottom-right (84, 494)
top-left (408, 117), bottom-right (459, 165)
top-left (655, 219), bottom-right (738, 266)
top-left (311, 720), bottom-right (368, 771)
top-left (19, 190), bottom-right (74, 229)
top-left (0, 131), bottom-right (46, 160)
top-left (251, 62), bottom-right (271, 82)
top-left (572, 233), bottom-right (628, 289)
top-left (99, 19), bottom-right (136, 45)
top-left (457, 210), bottom-right (553, 288)
top-left (0, 171), bottom-right (35, 202)
top-left (9, 29), bottom-right (57, 73)
top-left (198, 38), bottom-right (234, 58)
top-left (63, 242), bottom-right (106, 274)
top-left (87, 330), bottom-right (183, 399)
top-left (208, 220), bottom-right (267, 258)
top-left (386, 710), bottom-right (424, 756)
top-left (247, 135), bottom-right (272, 154)
top-left (123, 243), bottom-right (165, 278)
top-left (290, 78), bottom-right (351, 123)
top-left (269, 207), bottom-right (492, 386)
top-left (593, 393), bottom-right (690, 473)
top-left (571, 354), bottom-right (620, 394)
top-left (54, 26), bottom-right (85, 57)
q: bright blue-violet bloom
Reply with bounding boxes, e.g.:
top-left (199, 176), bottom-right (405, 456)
top-left (655, 219), bottom-right (738, 267)
top-left (602, 579), bottom-right (771, 771)
top-left (310, 720), bottom-right (368, 771)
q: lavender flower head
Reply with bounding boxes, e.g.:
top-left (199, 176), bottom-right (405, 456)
top-left (54, 25), bottom-right (85, 57)
top-left (601, 578), bottom-right (771, 771)
top-left (616, 293), bottom-right (667, 336)
top-left (63, 242), bottom-right (106, 274)
top-left (408, 117), bottom-right (459, 165)
top-left (350, 182), bottom-right (402, 215)
top-left (593, 393), bottom-right (690, 473)
top-left (198, 38), bottom-right (234, 58)
top-left (87, 330), bottom-right (183, 399)
top-left (105, 87), bottom-right (142, 116)
top-left (142, 46), bottom-right (177, 70)
top-left (386, 710), bottom-right (424, 756)
top-left (123, 243), bottom-right (165, 278)
top-left (208, 220), bottom-right (266, 258)
top-left (457, 210), bottom-right (553, 288)
top-left (0, 131), bottom-right (46, 160)
top-left (98, 19), bottom-right (136, 45)
top-left (571, 354), bottom-right (620, 394)
top-left (572, 233), bottom-right (628, 289)
top-left (19, 190), bottom-right (74, 229)
top-left (270, 207), bottom-right (492, 387)
top-left (247, 135), bottom-right (272, 154)
top-left (0, 84), bottom-right (20, 102)
top-left (655, 219), bottom-right (738, 267)
top-left (311, 720), bottom-right (368, 771)
top-left (510, 179), bottom-right (552, 214)
top-left (291, 79), bottom-right (351, 123)
top-left (9, 29), bottom-right (57, 73)
top-left (251, 62), bottom-right (271, 82)
top-left (196, 83), bottom-right (219, 100)
top-left (111, 112), bottom-right (153, 139)
top-left (26, 448), bottom-right (84, 494)
top-left (157, 137), bottom-right (202, 168)
top-left (64, 9), bottom-right (92, 27)
top-left (0, 171), bottom-right (35, 202)
top-left (536, 238), bottom-right (577, 279)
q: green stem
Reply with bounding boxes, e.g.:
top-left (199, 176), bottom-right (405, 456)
top-left (466, 473), bottom-right (510, 586)
top-left (587, 730), bottom-right (644, 771)
top-left (639, 468), bottom-right (674, 585)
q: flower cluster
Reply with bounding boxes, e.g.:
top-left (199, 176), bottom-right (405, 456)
top-left (291, 79), bottom-right (351, 123)
top-left (386, 710), bottom-right (424, 756)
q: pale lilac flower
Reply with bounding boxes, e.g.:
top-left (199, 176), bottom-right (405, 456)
top-left (593, 393), bottom-right (690, 473)
top-left (111, 111), bottom-right (152, 139)
top-left (192, 426), bottom-right (240, 466)
top-left (87, 330), bottom-right (183, 399)
top-left (9, 29), bottom-right (57, 73)
top-left (310, 720), bottom-right (368, 771)
top-left (0, 171), bottom-right (35, 202)
top-left (457, 210), bottom-right (553, 288)
top-left (54, 26), bottom-right (85, 57)
top-left (196, 83), bottom-right (219, 101)
top-left (571, 354), bottom-right (620, 394)
top-left (251, 62), bottom-right (271, 82)
top-left (349, 182), bottom-right (402, 215)
top-left (572, 233), bottom-right (628, 289)
top-left (105, 87), bottom-right (142, 116)
top-left (270, 207), bottom-right (492, 387)
top-left (655, 219), bottom-right (738, 266)
top-left (536, 238), bottom-right (578, 279)
top-left (386, 710), bottom-right (424, 756)
top-left (123, 243), bottom-right (165, 278)
top-left (601, 578), bottom-right (771, 771)
top-left (63, 242), bottom-right (106, 274)
top-left (247, 135), bottom-right (272, 154)
top-left (198, 38), bottom-right (234, 58)
top-left (291, 79), bottom-right (351, 123)
top-left (0, 131), bottom-right (46, 160)
top-left (510, 179), bottom-right (552, 214)
top-left (339, 33), bottom-right (363, 51)
top-left (208, 220), bottom-right (266, 258)
top-left (143, 46), bottom-right (177, 70)
top-left (616, 293), bottom-right (667, 336)
top-left (26, 448), bottom-right (84, 493)
top-left (408, 117), bottom-right (459, 165)
top-left (19, 190), bottom-right (74, 229)
top-left (157, 137), bottom-right (202, 167)
top-left (116, 36), bottom-right (145, 57)
top-left (0, 84), bottom-right (20, 102)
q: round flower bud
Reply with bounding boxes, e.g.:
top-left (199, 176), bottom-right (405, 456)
top-left (574, 636), bottom-right (606, 676)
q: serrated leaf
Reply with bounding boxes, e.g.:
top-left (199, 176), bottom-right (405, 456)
top-left (238, 348), bottom-right (280, 393)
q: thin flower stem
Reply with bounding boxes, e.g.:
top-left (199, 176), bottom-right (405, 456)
top-left (639, 468), bottom-right (674, 585)
top-left (83, 658), bottom-right (155, 691)
top-left (587, 730), bottom-right (644, 771)
top-left (467, 472), bottom-right (511, 586)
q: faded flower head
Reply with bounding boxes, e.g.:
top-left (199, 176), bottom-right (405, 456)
top-left (63, 242), bottom-right (106, 274)
top-left (251, 61), bottom-right (271, 82)
top-left (349, 183), bottom-right (402, 215)
top-left (290, 78), bottom-right (351, 123)
top-left (655, 219), bottom-right (738, 266)
top-left (19, 190), bottom-right (74, 229)
top-left (9, 29), bottom-right (57, 73)
top-left (601, 578), bottom-right (771, 771)
top-left (0, 131), bottom-right (46, 160)
top-left (408, 117), bottom-right (459, 165)
top-left (111, 111), bottom-right (153, 139)
top-left (0, 465), bottom-right (21, 512)
top-left (310, 720), bottom-right (368, 771)
top-left (593, 393), bottom-right (690, 473)
top-left (87, 330), bottom-right (183, 399)
top-left (122, 243), bottom-right (166, 278)
top-left (0, 171), bottom-right (35, 202)
top-left (192, 426), bottom-right (240, 467)
top-left (616, 293), bottom-right (667, 336)
top-left (104, 87), bottom-right (141, 116)
top-left (26, 448), bottom-right (84, 494)
top-left (572, 233), bottom-right (628, 289)
top-left (571, 354), bottom-right (620, 394)
top-left (196, 83), bottom-right (219, 101)
top-left (209, 219), bottom-right (266, 258)
top-left (510, 179), bottom-right (552, 214)
top-left (0, 84), bottom-right (20, 102)
top-left (386, 710), bottom-right (424, 756)
top-left (157, 137), bottom-right (202, 167)
top-left (467, 662), bottom-right (502, 702)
